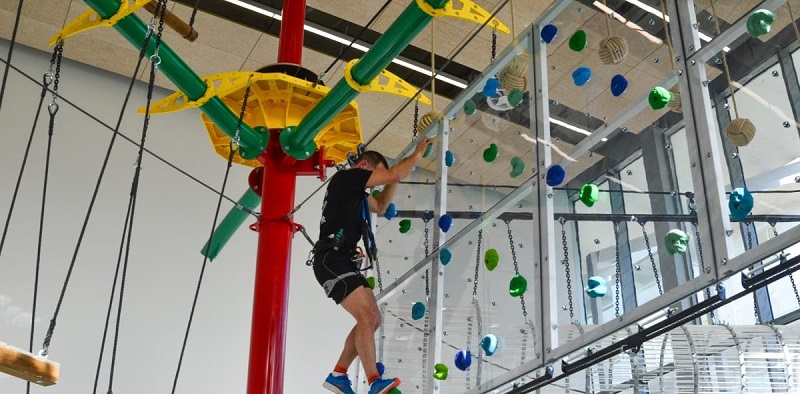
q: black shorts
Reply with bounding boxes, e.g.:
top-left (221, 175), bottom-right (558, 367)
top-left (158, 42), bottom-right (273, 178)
top-left (312, 250), bottom-right (369, 304)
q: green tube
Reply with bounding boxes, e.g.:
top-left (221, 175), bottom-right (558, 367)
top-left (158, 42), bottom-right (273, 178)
top-left (201, 188), bottom-right (262, 261)
top-left (82, 0), bottom-right (266, 154)
top-left (283, 0), bottom-right (448, 159)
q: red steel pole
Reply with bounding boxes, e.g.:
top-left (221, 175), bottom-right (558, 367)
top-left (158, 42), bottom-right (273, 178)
top-left (277, 0), bottom-right (306, 64)
top-left (247, 2), bottom-right (306, 393)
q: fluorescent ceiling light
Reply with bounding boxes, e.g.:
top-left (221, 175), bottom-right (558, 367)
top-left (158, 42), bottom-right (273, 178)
top-left (622, 0), bottom-right (730, 52)
top-left (223, 0), bottom-right (467, 89)
top-left (550, 118), bottom-right (608, 142)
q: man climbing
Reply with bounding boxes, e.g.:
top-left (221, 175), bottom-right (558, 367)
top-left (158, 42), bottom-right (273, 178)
top-left (315, 137), bottom-right (431, 394)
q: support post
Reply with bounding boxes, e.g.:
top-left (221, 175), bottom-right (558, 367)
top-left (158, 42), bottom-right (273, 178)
top-left (277, 0), bottom-right (306, 64)
top-left (608, 177), bottom-right (638, 312)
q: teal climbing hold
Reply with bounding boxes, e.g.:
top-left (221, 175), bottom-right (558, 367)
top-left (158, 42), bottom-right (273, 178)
top-left (445, 150), bottom-right (454, 167)
top-left (440, 248), bottom-right (452, 265)
top-left (481, 334), bottom-right (498, 356)
top-left (747, 9), bottom-right (776, 38)
top-left (586, 276), bottom-right (607, 298)
top-left (412, 302), bottom-right (426, 320)
top-left (510, 156), bottom-right (525, 178)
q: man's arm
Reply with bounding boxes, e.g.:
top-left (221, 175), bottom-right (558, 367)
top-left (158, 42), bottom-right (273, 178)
top-left (365, 137), bottom-right (431, 188)
top-left (368, 182), bottom-right (397, 214)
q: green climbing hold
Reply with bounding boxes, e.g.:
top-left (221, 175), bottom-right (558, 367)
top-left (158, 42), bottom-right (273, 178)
top-left (399, 219), bottom-right (412, 233)
top-left (648, 86), bottom-right (672, 110)
top-left (389, 389), bottom-right (402, 394)
top-left (664, 229), bottom-right (689, 255)
top-left (423, 143), bottom-right (435, 158)
top-left (579, 183), bottom-right (599, 207)
top-left (484, 248), bottom-right (499, 271)
top-left (366, 276), bottom-right (376, 290)
top-left (433, 363), bottom-right (449, 380)
top-left (509, 274), bottom-right (528, 297)
top-left (483, 143), bottom-right (499, 162)
top-left (507, 89), bottom-right (524, 108)
top-left (747, 9), bottom-right (776, 38)
top-left (372, 189), bottom-right (381, 198)
top-left (464, 99), bottom-right (477, 115)
top-left (569, 30), bottom-right (588, 52)
top-left (510, 156), bottom-right (525, 178)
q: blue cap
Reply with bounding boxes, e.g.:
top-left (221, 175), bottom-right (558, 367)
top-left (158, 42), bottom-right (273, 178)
top-left (572, 66), bottom-right (592, 87)
top-left (586, 276), bottom-right (608, 298)
top-left (481, 334), bottom-right (498, 356)
top-left (383, 203), bottom-right (397, 220)
top-left (482, 77), bottom-right (500, 97)
top-left (412, 302), bottom-right (426, 320)
top-left (440, 248), bottom-right (452, 265)
top-left (438, 214), bottom-right (453, 233)
top-left (546, 165), bottom-right (566, 187)
top-left (729, 187), bottom-right (754, 221)
top-left (610, 74), bottom-right (629, 97)
top-left (454, 350), bottom-right (472, 371)
top-left (541, 24), bottom-right (558, 44)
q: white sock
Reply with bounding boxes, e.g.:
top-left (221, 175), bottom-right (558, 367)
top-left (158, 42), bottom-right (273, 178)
top-left (331, 371), bottom-right (347, 377)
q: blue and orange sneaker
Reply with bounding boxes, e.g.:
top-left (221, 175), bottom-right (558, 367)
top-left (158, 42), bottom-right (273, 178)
top-left (368, 377), bottom-right (400, 394)
top-left (323, 373), bottom-right (356, 394)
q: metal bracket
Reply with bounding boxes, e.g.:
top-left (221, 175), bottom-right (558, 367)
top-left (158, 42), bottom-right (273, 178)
top-left (415, 0), bottom-right (510, 34)
top-left (48, 0), bottom-right (152, 45)
top-left (139, 72), bottom-right (255, 114)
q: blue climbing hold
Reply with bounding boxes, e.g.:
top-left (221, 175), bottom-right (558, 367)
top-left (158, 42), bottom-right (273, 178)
top-left (729, 187), bottom-right (754, 221)
top-left (482, 77), bottom-right (500, 97)
top-left (546, 165), bottom-right (566, 187)
top-left (586, 276), bottom-right (608, 298)
top-left (376, 362), bottom-right (385, 376)
top-left (481, 334), bottom-right (498, 356)
top-left (610, 74), bottom-right (629, 97)
top-left (383, 203), bottom-right (398, 220)
top-left (412, 302), bottom-right (426, 320)
top-left (445, 150), bottom-right (455, 167)
top-left (440, 248), bottom-right (452, 266)
top-left (541, 24), bottom-right (558, 44)
top-left (572, 67), bottom-right (592, 87)
top-left (454, 350), bottom-right (472, 371)
top-left (438, 214), bottom-right (453, 233)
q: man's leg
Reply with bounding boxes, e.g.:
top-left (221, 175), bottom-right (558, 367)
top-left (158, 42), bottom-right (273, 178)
top-left (335, 326), bottom-right (358, 368)
top-left (339, 286), bottom-right (381, 379)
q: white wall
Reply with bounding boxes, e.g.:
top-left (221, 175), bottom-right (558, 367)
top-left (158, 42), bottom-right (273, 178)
top-left (0, 40), bottom-right (352, 393)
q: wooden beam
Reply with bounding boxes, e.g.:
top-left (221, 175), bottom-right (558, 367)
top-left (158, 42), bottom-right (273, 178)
top-left (144, 1), bottom-right (199, 42)
top-left (0, 342), bottom-right (60, 386)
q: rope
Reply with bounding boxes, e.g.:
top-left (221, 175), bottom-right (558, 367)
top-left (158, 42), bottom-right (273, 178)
top-left (789, 3), bottom-right (800, 44)
top-left (0, 0), bottom-right (25, 112)
top-left (186, 0), bottom-right (202, 39)
top-left (658, 0), bottom-right (677, 70)
top-left (710, 0), bottom-right (739, 118)
top-left (172, 77), bottom-right (251, 393)
top-left (107, 4), bottom-right (168, 389)
top-left (40, 29), bottom-right (155, 360)
top-left (430, 20), bottom-right (436, 111)
top-left (0, 59), bottom-right (249, 215)
top-left (510, 0), bottom-right (516, 38)
top-left (603, 0), bottom-right (612, 36)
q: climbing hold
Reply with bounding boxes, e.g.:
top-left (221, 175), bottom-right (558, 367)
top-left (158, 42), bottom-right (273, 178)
top-left (579, 184), bottom-right (599, 207)
top-left (438, 214), bottom-right (453, 233)
top-left (610, 74), bottom-right (628, 97)
top-left (546, 165), bottom-right (566, 187)
top-left (586, 276), bottom-right (608, 298)
top-left (399, 219), bottom-right (412, 233)
top-left (383, 203), bottom-right (398, 220)
top-left (440, 248), bottom-right (452, 265)
top-left (726, 118), bottom-right (756, 147)
top-left (481, 334), bottom-right (498, 356)
top-left (747, 9), bottom-right (776, 38)
top-left (599, 36), bottom-right (628, 65)
top-left (423, 142), bottom-right (435, 158)
top-left (412, 302), bottom-right (426, 320)
top-left (664, 229), bottom-right (690, 255)
top-left (729, 187), bottom-right (754, 221)
top-left (366, 276), bottom-right (376, 290)
top-left (510, 156), bottom-right (525, 178)
top-left (572, 66), bottom-right (592, 87)
top-left (388, 390), bottom-right (401, 394)
top-left (372, 189), bottom-right (381, 198)
top-left (541, 24), bottom-right (558, 44)
top-left (433, 363), bottom-right (449, 380)
top-left (509, 274), bottom-right (528, 297)
top-left (445, 150), bottom-right (455, 167)
top-left (482, 77), bottom-right (501, 97)
top-left (376, 362), bottom-right (385, 376)
top-left (464, 99), bottom-right (477, 115)
top-left (507, 89), bottom-right (524, 108)
top-left (454, 349), bottom-right (472, 371)
top-left (484, 248), bottom-right (499, 271)
top-left (483, 143), bottom-right (499, 162)
top-left (569, 30), bottom-right (588, 52)
top-left (648, 86), bottom-right (672, 110)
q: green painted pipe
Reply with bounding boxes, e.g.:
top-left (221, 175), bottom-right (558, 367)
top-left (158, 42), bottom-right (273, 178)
top-left (82, 0), bottom-right (266, 157)
top-left (201, 188), bottom-right (262, 261)
top-left (282, 0), bottom-right (449, 159)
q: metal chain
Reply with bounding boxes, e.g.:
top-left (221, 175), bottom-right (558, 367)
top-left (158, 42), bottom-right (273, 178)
top-left (559, 218), bottom-right (573, 320)
top-left (614, 222), bottom-right (621, 317)
top-left (641, 222), bottom-right (663, 295)
top-left (423, 218), bottom-right (430, 298)
top-left (375, 258), bottom-right (384, 292)
top-left (472, 230), bottom-right (483, 298)
top-left (231, 76), bottom-right (252, 151)
top-left (506, 220), bottom-right (528, 320)
top-left (772, 223), bottom-right (800, 306)
top-left (692, 221), bottom-right (715, 323)
top-left (412, 101), bottom-right (419, 139)
top-left (491, 28), bottom-right (497, 62)
top-left (50, 41), bottom-right (63, 101)
top-left (745, 222), bottom-right (760, 322)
